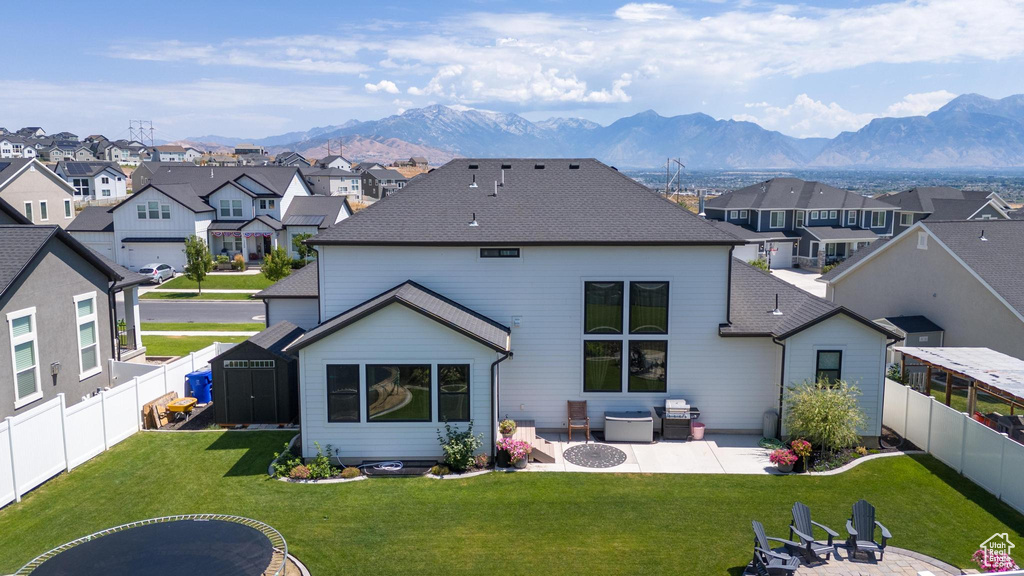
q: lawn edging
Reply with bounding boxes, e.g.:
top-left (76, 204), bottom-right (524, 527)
top-left (426, 469), bottom-right (493, 480)
top-left (803, 450), bottom-right (925, 476)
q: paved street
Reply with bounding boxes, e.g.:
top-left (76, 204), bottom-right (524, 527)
top-left (121, 299), bottom-right (266, 324)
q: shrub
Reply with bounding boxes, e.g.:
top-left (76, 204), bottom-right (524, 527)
top-left (306, 442), bottom-right (340, 480)
top-left (436, 420), bottom-right (484, 472)
top-left (855, 446), bottom-right (869, 457)
top-left (216, 254), bottom-right (230, 265)
top-left (340, 467), bottom-right (362, 479)
top-left (821, 262), bottom-right (840, 274)
top-left (474, 453), bottom-right (489, 469)
top-left (886, 363), bottom-right (905, 384)
top-left (289, 465), bottom-right (310, 480)
top-left (498, 418), bottom-right (516, 435)
top-left (785, 380), bottom-right (866, 455)
top-left (271, 442), bottom-right (302, 478)
top-left (769, 449), bottom-right (798, 466)
top-left (232, 253), bottom-right (246, 271)
top-left (292, 232), bottom-right (315, 261)
top-left (748, 257), bottom-right (769, 272)
top-left (262, 246), bottom-right (293, 282)
top-left (429, 464), bottom-right (451, 476)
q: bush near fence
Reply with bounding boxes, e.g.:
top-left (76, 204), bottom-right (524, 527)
top-left (883, 379), bottom-right (1024, 516)
top-left (0, 343), bottom-right (234, 508)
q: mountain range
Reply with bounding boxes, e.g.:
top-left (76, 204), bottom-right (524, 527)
top-left (181, 93), bottom-right (1024, 169)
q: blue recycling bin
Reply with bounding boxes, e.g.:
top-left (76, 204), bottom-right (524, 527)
top-left (185, 369), bottom-right (213, 404)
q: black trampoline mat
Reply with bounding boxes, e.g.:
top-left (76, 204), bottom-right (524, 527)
top-left (32, 519), bottom-right (274, 576)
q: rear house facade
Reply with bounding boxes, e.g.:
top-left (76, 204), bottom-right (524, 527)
top-left (276, 159), bottom-right (895, 462)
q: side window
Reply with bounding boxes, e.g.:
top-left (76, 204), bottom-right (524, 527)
top-left (326, 364), bottom-right (360, 423)
top-left (815, 350), bottom-right (842, 384)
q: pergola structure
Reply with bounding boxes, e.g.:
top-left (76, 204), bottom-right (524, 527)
top-left (897, 347), bottom-right (1024, 416)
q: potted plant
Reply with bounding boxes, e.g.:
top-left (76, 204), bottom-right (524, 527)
top-left (496, 437), bottom-right (531, 469)
top-left (498, 418), bottom-right (517, 438)
top-left (791, 438), bottom-right (813, 472)
top-left (769, 449), bottom-right (798, 473)
top-left (216, 254), bottom-right (231, 270)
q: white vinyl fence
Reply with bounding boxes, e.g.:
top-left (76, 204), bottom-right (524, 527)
top-left (883, 379), bottom-right (1024, 516)
top-left (0, 343), bottom-right (234, 509)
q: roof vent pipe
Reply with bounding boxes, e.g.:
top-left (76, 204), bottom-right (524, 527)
top-left (493, 181), bottom-right (498, 197)
top-left (980, 230), bottom-right (988, 242)
top-left (210, 168), bottom-right (214, 178)
top-left (470, 174), bottom-right (478, 188)
top-left (469, 213), bottom-right (479, 227)
top-left (769, 294), bottom-right (783, 316)
top-left (500, 169), bottom-right (504, 186)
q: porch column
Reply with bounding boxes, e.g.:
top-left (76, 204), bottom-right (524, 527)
top-left (125, 285), bottom-right (142, 350)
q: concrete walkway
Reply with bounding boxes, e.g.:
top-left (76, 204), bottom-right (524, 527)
top-left (140, 330), bottom-right (259, 337)
top-left (530, 433), bottom-right (774, 474)
top-left (791, 546), bottom-right (960, 576)
top-left (772, 268), bottom-right (827, 298)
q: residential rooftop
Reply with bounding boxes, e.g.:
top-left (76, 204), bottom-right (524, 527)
top-left (707, 177), bottom-right (893, 211)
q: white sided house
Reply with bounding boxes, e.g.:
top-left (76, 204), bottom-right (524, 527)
top-left (54, 161), bottom-right (128, 203)
top-left (274, 159), bottom-right (896, 462)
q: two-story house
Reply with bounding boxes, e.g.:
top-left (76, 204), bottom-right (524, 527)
top-left (301, 167), bottom-right (363, 200)
top-left (108, 165), bottom-right (350, 270)
top-left (704, 178), bottom-right (896, 270)
top-left (266, 159), bottom-right (896, 462)
top-left (879, 187), bottom-right (1012, 236)
top-left (53, 161), bottom-right (128, 203)
top-left (315, 155), bottom-right (352, 170)
top-left (148, 146), bottom-right (188, 163)
top-left (0, 159), bottom-right (76, 226)
top-left (361, 168), bottom-right (409, 201)
top-left (0, 136), bottom-right (36, 159)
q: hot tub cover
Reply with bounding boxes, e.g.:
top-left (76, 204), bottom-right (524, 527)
top-left (604, 411), bottom-right (653, 421)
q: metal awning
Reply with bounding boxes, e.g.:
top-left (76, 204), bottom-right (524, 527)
top-left (896, 346), bottom-right (1024, 410)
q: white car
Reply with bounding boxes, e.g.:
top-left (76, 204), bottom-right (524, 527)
top-left (139, 263), bottom-right (175, 284)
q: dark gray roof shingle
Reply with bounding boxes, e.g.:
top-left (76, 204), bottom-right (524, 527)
top-left (879, 187), bottom-right (996, 215)
top-left (282, 196), bottom-right (351, 229)
top-left (312, 158), bottom-right (740, 246)
top-left (705, 219), bottom-right (799, 242)
top-left (66, 206), bottom-right (114, 232)
top-left (802, 226), bottom-right (880, 241)
top-left (288, 280), bottom-right (511, 352)
top-left (255, 263), bottom-right (318, 299)
top-left (144, 165), bottom-right (301, 198)
top-left (0, 226), bottom-right (58, 297)
top-left (707, 178), bottom-right (893, 211)
top-left (244, 321), bottom-right (305, 357)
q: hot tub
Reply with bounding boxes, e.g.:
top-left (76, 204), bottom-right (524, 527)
top-left (603, 411), bottom-right (654, 443)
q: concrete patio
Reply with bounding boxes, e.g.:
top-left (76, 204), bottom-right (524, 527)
top-left (791, 546), bottom-right (961, 576)
top-left (529, 433), bottom-right (775, 474)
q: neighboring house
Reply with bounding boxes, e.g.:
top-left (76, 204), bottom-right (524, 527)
top-left (350, 161), bottom-right (383, 173)
top-left (47, 141), bottom-right (94, 162)
top-left (148, 146), bottom-right (187, 163)
top-left (879, 187), bottom-right (1012, 236)
top-left (54, 161), bottom-right (128, 202)
top-left (109, 165), bottom-right (346, 270)
top-left (0, 159), bottom-right (76, 226)
top-left (66, 206), bottom-right (115, 258)
top-left (705, 178), bottom-right (896, 270)
top-left (183, 147), bottom-right (204, 163)
top-left (271, 158), bottom-right (895, 462)
top-left (274, 151), bottom-right (310, 167)
top-left (0, 136), bottom-right (36, 159)
top-left (51, 131), bottom-right (78, 141)
top-left (821, 220), bottom-right (1024, 359)
top-left (391, 156), bottom-right (429, 169)
top-left (280, 195), bottom-right (352, 259)
top-left (302, 168), bottom-right (363, 199)
top-left (705, 220), bottom-right (799, 269)
top-left (316, 155), bottom-right (352, 170)
top-left (256, 263), bottom-right (319, 329)
top-left (16, 127), bottom-right (45, 138)
top-left (361, 168), bottom-right (408, 201)
top-left (234, 144), bottom-right (265, 156)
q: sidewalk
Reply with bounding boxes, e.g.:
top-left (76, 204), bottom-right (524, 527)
top-left (144, 288), bottom-right (259, 293)
top-left (140, 330), bottom-right (259, 336)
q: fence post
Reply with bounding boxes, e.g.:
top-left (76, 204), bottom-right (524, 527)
top-left (5, 416), bottom-right (18, 503)
top-left (100, 388), bottom-right (109, 451)
top-left (133, 377), bottom-right (142, 431)
top-left (901, 384), bottom-right (910, 439)
top-left (58, 394), bottom-right (70, 472)
top-left (925, 398), bottom-right (934, 453)
top-left (957, 411), bottom-right (968, 475)
top-left (190, 351), bottom-right (196, 373)
top-left (997, 433), bottom-right (1009, 500)
top-left (162, 364), bottom-right (169, 395)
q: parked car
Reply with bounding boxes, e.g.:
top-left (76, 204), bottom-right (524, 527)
top-left (139, 263), bottom-right (175, 284)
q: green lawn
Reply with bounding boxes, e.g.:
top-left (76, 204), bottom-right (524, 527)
top-left (141, 322), bottom-right (265, 332)
top-left (0, 432), bottom-right (1020, 575)
top-left (929, 379), bottom-right (1015, 415)
top-left (161, 274), bottom-right (274, 290)
top-left (140, 292), bottom-right (254, 301)
top-left (142, 335), bottom-right (248, 357)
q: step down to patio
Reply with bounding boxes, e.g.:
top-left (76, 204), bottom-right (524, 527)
top-left (513, 419), bottom-right (557, 463)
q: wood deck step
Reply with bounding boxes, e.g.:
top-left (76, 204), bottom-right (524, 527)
top-left (512, 419), bottom-right (557, 464)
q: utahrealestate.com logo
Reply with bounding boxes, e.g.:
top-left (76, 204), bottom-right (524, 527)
top-left (980, 533), bottom-right (1016, 563)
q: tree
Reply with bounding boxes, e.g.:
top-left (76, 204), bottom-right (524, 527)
top-left (784, 379), bottom-right (866, 455)
top-left (748, 257), bottom-right (769, 272)
top-left (291, 233), bottom-right (315, 261)
top-left (183, 235), bottom-right (214, 295)
top-left (262, 246), bottom-right (293, 282)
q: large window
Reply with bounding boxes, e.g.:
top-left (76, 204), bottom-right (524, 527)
top-left (148, 201), bottom-right (160, 220)
top-left (8, 308), bottom-right (40, 407)
top-left (72, 178), bottom-right (89, 195)
top-left (326, 364), bottom-right (360, 422)
top-left (628, 340), bottom-right (667, 393)
top-left (220, 199), bottom-right (243, 218)
top-left (795, 211), bottom-right (804, 228)
top-left (847, 211), bottom-right (857, 226)
top-left (816, 350), bottom-right (842, 384)
top-left (769, 210), bottom-right (785, 228)
top-left (366, 364), bottom-right (431, 422)
top-left (900, 212), bottom-right (913, 226)
top-left (584, 281), bottom-right (623, 334)
top-left (75, 293), bottom-right (100, 379)
top-left (438, 364), bottom-right (470, 422)
top-left (24, 202), bottom-right (32, 221)
top-left (583, 341), bottom-right (622, 392)
top-left (629, 282), bottom-right (668, 334)
top-left (870, 211), bottom-right (886, 228)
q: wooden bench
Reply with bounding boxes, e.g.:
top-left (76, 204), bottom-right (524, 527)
top-left (513, 419), bottom-right (556, 463)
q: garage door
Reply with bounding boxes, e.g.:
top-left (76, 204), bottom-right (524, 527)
top-left (125, 242), bottom-right (184, 271)
top-left (768, 242), bottom-right (794, 269)
top-left (83, 241), bottom-right (114, 259)
top-left (733, 243), bottom-right (759, 263)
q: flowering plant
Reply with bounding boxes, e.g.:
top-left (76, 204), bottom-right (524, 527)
top-left (498, 419), bottom-right (517, 435)
top-left (790, 439), bottom-right (812, 458)
top-left (972, 549), bottom-right (1020, 572)
top-left (769, 449), bottom-right (798, 467)
top-left (496, 437), bottom-right (531, 463)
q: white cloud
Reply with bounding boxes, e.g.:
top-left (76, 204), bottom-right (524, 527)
top-left (883, 90), bottom-right (958, 117)
top-left (365, 80), bottom-right (399, 94)
top-left (615, 3), bottom-right (678, 21)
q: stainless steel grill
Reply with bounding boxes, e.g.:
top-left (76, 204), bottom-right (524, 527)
top-left (664, 398), bottom-right (691, 419)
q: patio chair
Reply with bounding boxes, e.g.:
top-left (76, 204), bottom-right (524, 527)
top-left (845, 499), bottom-right (891, 560)
top-left (567, 401), bottom-right (590, 442)
top-left (789, 502), bottom-right (837, 562)
top-left (751, 520), bottom-right (801, 576)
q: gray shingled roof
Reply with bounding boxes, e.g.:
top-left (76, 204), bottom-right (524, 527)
top-left (135, 184), bottom-right (216, 213)
top-left (312, 159), bottom-right (741, 246)
top-left (818, 238), bottom-right (889, 282)
top-left (802, 226), bottom-right (880, 241)
top-left (282, 196), bottom-right (351, 229)
top-left (0, 226), bottom-right (59, 298)
top-left (243, 321), bottom-right (305, 357)
top-left (879, 187), bottom-right (995, 214)
top-left (56, 161), bottom-right (125, 178)
top-left (288, 280), bottom-right (511, 352)
top-left (925, 220), bottom-right (1024, 317)
top-left (0, 158), bottom-right (31, 186)
top-left (144, 165), bottom-right (301, 198)
top-left (707, 178), bottom-right (893, 211)
top-left (705, 219), bottom-right (799, 242)
top-left (255, 263), bottom-right (319, 299)
top-left (928, 198), bottom-right (996, 220)
top-left (66, 206), bottom-right (114, 232)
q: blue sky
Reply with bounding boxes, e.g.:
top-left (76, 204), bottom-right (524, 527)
top-left (3, 0), bottom-right (1024, 140)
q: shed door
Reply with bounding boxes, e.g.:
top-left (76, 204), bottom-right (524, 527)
top-left (225, 370), bottom-right (253, 423)
top-left (251, 369), bottom-right (278, 423)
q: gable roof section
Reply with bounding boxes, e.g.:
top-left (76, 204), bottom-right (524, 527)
top-left (0, 225), bottom-right (120, 299)
top-left (144, 165), bottom-right (301, 198)
top-left (288, 280), bottom-right (511, 352)
top-left (312, 158), bottom-right (741, 246)
top-left (66, 206), bottom-right (114, 232)
top-left (707, 178), bottom-right (893, 211)
top-left (723, 258), bottom-right (898, 340)
top-left (880, 187), bottom-right (998, 214)
top-left (222, 321), bottom-right (306, 359)
top-left (0, 158), bottom-right (76, 194)
top-left (282, 196), bottom-right (352, 229)
top-left (255, 263), bottom-right (318, 299)
top-left (115, 184), bottom-right (215, 214)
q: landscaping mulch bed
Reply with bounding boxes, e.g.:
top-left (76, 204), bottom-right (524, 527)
top-left (808, 425), bottom-right (919, 472)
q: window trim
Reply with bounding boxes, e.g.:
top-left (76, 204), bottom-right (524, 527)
top-left (871, 210), bottom-right (886, 228)
top-left (847, 211), bottom-right (857, 226)
top-left (795, 211), bottom-right (804, 229)
top-left (326, 364), bottom-right (361, 423)
top-left (365, 364), bottom-right (432, 423)
top-left (769, 210), bottom-right (785, 229)
top-left (900, 212), bottom-right (913, 226)
top-left (917, 232), bottom-right (928, 250)
top-left (729, 210), bottom-right (738, 220)
top-left (810, 210), bottom-right (818, 220)
top-left (627, 340), bottom-right (668, 393)
top-left (583, 339), bottom-right (624, 393)
top-left (8, 306), bottom-right (42, 409)
top-left (584, 281), bottom-right (624, 335)
top-left (828, 210), bottom-right (837, 220)
top-left (39, 200), bottom-right (48, 221)
top-left (64, 199), bottom-right (72, 219)
top-left (437, 363), bottom-right (471, 422)
top-left (739, 210), bottom-right (748, 219)
top-left (479, 248), bottom-right (520, 259)
top-left (24, 201), bottom-right (32, 222)
top-left (628, 281), bottom-right (669, 335)
top-left (815, 349), bottom-right (843, 384)
top-left (74, 292), bottom-right (102, 381)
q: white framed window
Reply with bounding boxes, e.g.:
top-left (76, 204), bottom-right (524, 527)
top-left (769, 211), bottom-right (785, 229)
top-left (917, 232), bottom-right (928, 250)
top-left (24, 201), bottom-right (32, 221)
top-left (137, 204), bottom-right (146, 219)
top-left (8, 307), bottom-right (41, 408)
top-left (101, 189), bottom-right (111, 197)
top-left (219, 200), bottom-right (232, 218)
top-left (847, 211), bottom-right (857, 226)
top-left (74, 292), bottom-right (101, 380)
top-left (148, 201), bottom-right (160, 219)
top-left (740, 210), bottom-right (748, 218)
top-left (829, 210), bottom-right (837, 219)
top-left (795, 211), bottom-right (805, 228)
top-left (729, 210), bottom-right (738, 220)
top-left (900, 212), bottom-right (913, 226)
top-left (101, 176), bottom-right (110, 184)
top-left (39, 201), bottom-right (48, 221)
top-left (160, 204), bottom-right (170, 219)
top-left (64, 199), bottom-right (72, 219)
top-left (810, 210), bottom-right (819, 220)
top-left (72, 178), bottom-right (89, 195)
top-left (871, 211), bottom-right (885, 227)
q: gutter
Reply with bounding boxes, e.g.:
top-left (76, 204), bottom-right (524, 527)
top-left (771, 337), bottom-right (786, 439)
top-left (490, 350), bottom-right (513, 460)
top-left (108, 285), bottom-right (119, 363)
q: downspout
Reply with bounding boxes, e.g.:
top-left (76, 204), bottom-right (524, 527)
top-left (490, 350), bottom-right (513, 460)
top-left (726, 247), bottom-right (734, 325)
top-left (108, 286), bottom-right (119, 362)
top-left (772, 337), bottom-right (786, 439)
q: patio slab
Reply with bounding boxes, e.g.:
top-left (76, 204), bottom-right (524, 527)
top-left (790, 546), bottom-right (960, 576)
top-left (531, 433), bottom-right (774, 474)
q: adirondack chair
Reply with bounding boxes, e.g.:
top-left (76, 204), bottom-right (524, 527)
top-left (751, 520), bottom-right (801, 575)
top-left (845, 500), bottom-right (891, 560)
top-left (567, 401), bottom-right (590, 441)
top-left (789, 502), bottom-right (838, 562)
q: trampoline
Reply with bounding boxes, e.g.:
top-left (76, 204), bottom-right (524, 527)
top-left (16, 514), bottom-right (287, 576)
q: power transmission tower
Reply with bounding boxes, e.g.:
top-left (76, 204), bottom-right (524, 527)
top-left (128, 120), bottom-right (154, 146)
top-left (664, 158), bottom-right (685, 199)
